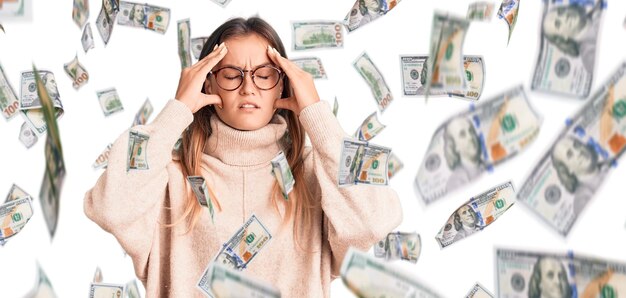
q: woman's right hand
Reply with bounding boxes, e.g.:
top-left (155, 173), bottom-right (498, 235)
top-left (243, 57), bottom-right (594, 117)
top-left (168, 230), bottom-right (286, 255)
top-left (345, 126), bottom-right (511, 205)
top-left (175, 42), bottom-right (227, 113)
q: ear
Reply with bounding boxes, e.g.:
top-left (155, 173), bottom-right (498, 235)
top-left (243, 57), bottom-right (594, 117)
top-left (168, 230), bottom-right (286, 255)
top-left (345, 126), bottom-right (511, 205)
top-left (203, 78), bottom-right (213, 95)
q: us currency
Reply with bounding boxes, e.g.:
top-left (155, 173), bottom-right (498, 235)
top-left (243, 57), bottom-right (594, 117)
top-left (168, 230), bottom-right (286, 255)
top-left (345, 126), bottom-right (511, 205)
top-left (96, 88), bottom-right (124, 116)
top-left (89, 283), bottom-right (125, 298)
top-left (24, 263), bottom-right (58, 298)
top-left (291, 57), bottom-right (327, 79)
top-left (333, 96), bottom-right (338, 116)
top-left (210, 0), bottom-right (234, 8)
top-left (292, 21), bottom-right (343, 50)
top-left (341, 248), bottom-right (442, 298)
top-left (118, 1), bottom-right (170, 34)
top-left (197, 262), bottom-right (280, 298)
top-left (73, 0), bottom-right (89, 29)
top-left (435, 181), bottom-right (515, 248)
top-left (467, 2), bottom-right (495, 21)
top-left (0, 197), bottom-right (34, 241)
top-left (354, 111), bottom-right (385, 141)
top-left (191, 37), bottom-right (208, 60)
top-left (414, 85), bottom-right (541, 204)
top-left (82, 22), bottom-right (95, 53)
top-left (338, 138), bottom-right (391, 187)
top-left (343, 0), bottom-right (401, 32)
top-left (213, 214), bottom-right (271, 270)
top-left (178, 19), bottom-right (192, 69)
top-left (373, 231), bottom-right (421, 263)
top-left (530, 0), bottom-right (604, 98)
top-left (93, 143), bottom-right (112, 170)
top-left (387, 152), bottom-right (403, 179)
top-left (19, 70), bottom-right (64, 136)
top-left (464, 283), bottom-right (494, 298)
top-left (1, 60), bottom-right (20, 120)
top-left (63, 55), bottom-right (89, 90)
top-left (271, 151), bottom-right (294, 200)
top-left (353, 52), bottom-right (393, 112)
top-left (132, 97), bottom-right (153, 126)
top-left (518, 62), bottom-right (626, 236)
top-left (127, 130), bottom-right (149, 171)
top-left (497, 0), bottom-right (520, 44)
top-left (2, 184), bottom-right (33, 246)
top-left (187, 175), bottom-right (216, 223)
top-left (125, 280), bottom-right (140, 298)
top-left (19, 122), bottom-right (38, 148)
top-left (425, 13), bottom-right (470, 99)
top-left (96, 0), bottom-right (118, 45)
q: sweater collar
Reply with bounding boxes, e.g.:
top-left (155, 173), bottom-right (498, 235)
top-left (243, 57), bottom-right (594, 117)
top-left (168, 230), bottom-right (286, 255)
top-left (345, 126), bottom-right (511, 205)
top-left (203, 113), bottom-right (289, 167)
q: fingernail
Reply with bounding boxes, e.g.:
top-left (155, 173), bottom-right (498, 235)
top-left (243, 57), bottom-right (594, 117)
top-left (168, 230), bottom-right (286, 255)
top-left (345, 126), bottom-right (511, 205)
top-left (219, 42), bottom-right (225, 48)
top-left (213, 44), bottom-right (218, 50)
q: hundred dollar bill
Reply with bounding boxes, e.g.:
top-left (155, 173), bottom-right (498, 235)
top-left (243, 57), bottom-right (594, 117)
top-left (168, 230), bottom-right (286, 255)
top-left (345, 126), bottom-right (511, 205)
top-left (96, 0), bottom-right (118, 45)
top-left (178, 19), bottom-right (192, 69)
top-left (354, 52), bottom-right (393, 112)
top-left (19, 70), bottom-right (64, 136)
top-left (291, 57), bottom-right (327, 79)
top-left (343, 0), bottom-right (401, 32)
top-left (497, 0), bottom-right (520, 44)
top-left (93, 267), bottom-right (103, 283)
top-left (338, 138), bottom-right (391, 187)
top-left (73, 0), bottom-right (89, 29)
top-left (0, 63), bottom-right (20, 120)
top-left (292, 21), bottom-right (343, 50)
top-left (144, 3), bottom-right (170, 33)
top-left (125, 280), bottom-right (140, 298)
top-left (354, 111), bottom-right (385, 141)
top-left (197, 262), bottom-right (280, 298)
top-left (187, 175), bottom-right (216, 223)
top-left (0, 197), bottom-right (34, 241)
top-left (464, 283), bottom-right (494, 298)
top-left (518, 62), bottom-right (626, 235)
top-left (467, 2), bottom-right (495, 21)
top-left (82, 22), bottom-right (95, 53)
top-left (373, 231), bottom-right (421, 263)
top-left (118, 1), bottom-right (170, 33)
top-left (213, 214), bottom-right (272, 271)
top-left (333, 96), bottom-right (339, 116)
top-left (1, 183), bottom-right (33, 246)
top-left (414, 85), bottom-right (541, 204)
top-left (63, 55), bottom-right (89, 90)
top-left (192, 37), bottom-right (209, 60)
top-left (271, 151), bottom-right (294, 200)
top-left (19, 122), bottom-right (38, 148)
top-left (93, 143), bottom-right (112, 170)
top-left (425, 12), bottom-right (470, 99)
top-left (531, 0), bottom-right (604, 98)
top-left (133, 97), bottom-right (153, 126)
top-left (96, 88), bottom-right (124, 116)
top-left (127, 130), bottom-right (149, 171)
top-left (341, 248), bottom-right (442, 298)
top-left (210, 0), bottom-right (234, 8)
top-left (387, 152), bottom-right (403, 179)
top-left (89, 283), bottom-right (125, 298)
top-left (435, 181), bottom-right (515, 248)
top-left (24, 263), bottom-right (58, 298)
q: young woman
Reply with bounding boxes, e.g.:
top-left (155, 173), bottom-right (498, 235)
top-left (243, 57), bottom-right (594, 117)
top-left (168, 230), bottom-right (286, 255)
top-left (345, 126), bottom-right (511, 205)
top-left (84, 17), bottom-right (402, 297)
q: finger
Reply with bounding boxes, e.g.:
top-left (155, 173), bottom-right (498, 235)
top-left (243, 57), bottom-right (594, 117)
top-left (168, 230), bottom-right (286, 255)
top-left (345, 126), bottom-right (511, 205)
top-left (267, 46), bottom-right (299, 75)
top-left (201, 93), bottom-right (223, 107)
top-left (195, 42), bottom-right (227, 69)
top-left (197, 44), bottom-right (228, 77)
top-left (273, 96), bottom-right (298, 112)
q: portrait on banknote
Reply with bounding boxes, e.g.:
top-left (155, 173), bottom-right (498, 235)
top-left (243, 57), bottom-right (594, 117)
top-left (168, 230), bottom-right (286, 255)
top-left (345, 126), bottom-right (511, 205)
top-left (442, 117), bottom-right (484, 190)
top-left (528, 257), bottom-right (572, 298)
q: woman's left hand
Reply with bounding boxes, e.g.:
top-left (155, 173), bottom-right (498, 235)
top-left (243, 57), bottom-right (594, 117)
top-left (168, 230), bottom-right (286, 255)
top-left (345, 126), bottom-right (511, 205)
top-left (267, 45), bottom-right (320, 116)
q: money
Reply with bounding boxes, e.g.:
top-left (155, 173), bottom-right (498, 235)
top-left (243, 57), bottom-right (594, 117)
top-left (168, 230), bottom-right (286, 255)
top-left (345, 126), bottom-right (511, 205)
top-left (341, 248), bottom-right (442, 298)
top-left (82, 22), bottom-right (95, 53)
top-left (467, 2), bottom-right (494, 21)
top-left (187, 175), bottom-right (216, 223)
top-left (530, 0), bottom-right (604, 98)
top-left (96, 0), bottom-right (119, 45)
top-left (464, 283), bottom-right (494, 298)
top-left (353, 52), bottom-right (393, 113)
top-left (24, 263), bottom-right (58, 298)
top-left (19, 70), bottom-right (64, 136)
top-left (354, 111), bottom-right (385, 142)
top-left (118, 1), bottom-right (170, 34)
top-left (292, 21), bottom-right (343, 50)
top-left (210, 0), bottom-right (234, 7)
top-left (338, 138), bottom-right (391, 186)
top-left (191, 37), bottom-right (208, 60)
top-left (89, 283), bottom-right (125, 298)
top-left (373, 231), bottom-right (421, 263)
top-left (291, 57), bottom-right (327, 79)
top-left (387, 152), bottom-right (403, 179)
top-left (333, 96), bottom-right (338, 116)
top-left (19, 121), bottom-right (38, 148)
top-left (343, 0), bottom-right (401, 32)
top-left (93, 267), bottom-right (103, 283)
top-left (213, 214), bottom-right (271, 270)
top-left (197, 262), bottom-right (280, 298)
top-left (93, 143), bottom-right (112, 170)
top-left (414, 85), bottom-right (541, 204)
top-left (127, 130), bottom-right (149, 171)
top-left (1, 60), bottom-right (20, 121)
top-left (0, 183), bottom-right (31, 246)
top-left (497, 0), bottom-right (520, 44)
top-left (133, 97), bottom-right (153, 126)
top-left (271, 151), bottom-right (295, 200)
top-left (96, 88), bottom-right (124, 116)
top-left (435, 181), bottom-right (515, 248)
top-left (63, 55), bottom-right (89, 90)
top-left (0, 24), bottom-right (4, 33)
top-left (73, 0), bottom-right (89, 29)
top-left (518, 62), bottom-right (626, 235)
top-left (177, 19), bottom-right (192, 69)
top-left (125, 280), bottom-right (140, 298)
top-left (0, 197), bottom-right (34, 241)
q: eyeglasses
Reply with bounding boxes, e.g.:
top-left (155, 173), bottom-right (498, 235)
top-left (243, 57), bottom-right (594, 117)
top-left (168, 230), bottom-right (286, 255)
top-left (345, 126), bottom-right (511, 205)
top-left (208, 64), bottom-right (284, 91)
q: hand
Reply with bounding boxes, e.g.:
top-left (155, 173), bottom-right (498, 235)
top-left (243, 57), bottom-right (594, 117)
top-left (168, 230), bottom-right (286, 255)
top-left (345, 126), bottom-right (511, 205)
top-left (267, 45), bottom-right (320, 116)
top-left (175, 42), bottom-right (227, 113)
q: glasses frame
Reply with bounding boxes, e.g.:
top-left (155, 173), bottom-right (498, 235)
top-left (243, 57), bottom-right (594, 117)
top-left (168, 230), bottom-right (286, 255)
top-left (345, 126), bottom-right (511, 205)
top-left (207, 64), bottom-right (285, 91)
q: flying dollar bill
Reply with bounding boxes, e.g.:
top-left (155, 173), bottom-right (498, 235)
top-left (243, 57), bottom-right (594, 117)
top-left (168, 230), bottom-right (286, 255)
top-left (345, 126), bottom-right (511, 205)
top-left (400, 55), bottom-right (485, 100)
top-left (414, 85), bottom-right (541, 204)
top-left (354, 111), bottom-right (385, 141)
top-left (343, 0), bottom-right (401, 32)
top-left (531, 0), bottom-right (605, 98)
top-left (271, 151), bottom-right (294, 200)
top-left (338, 138), bottom-right (391, 187)
top-left (341, 248), bottom-right (442, 298)
top-left (191, 37), bottom-right (209, 60)
top-left (63, 55), bottom-right (89, 90)
top-left (89, 283), bottom-right (125, 298)
top-left (291, 57), bottom-right (327, 79)
top-left (197, 262), bottom-right (280, 298)
top-left (2, 184), bottom-right (34, 246)
top-left (133, 97), bottom-right (153, 126)
top-left (125, 279), bottom-right (140, 298)
top-left (82, 22), bottom-right (95, 53)
top-left (127, 130), bottom-right (149, 171)
top-left (518, 62), bottom-right (626, 236)
top-left (96, 88), bottom-right (124, 116)
top-left (19, 70), bottom-right (64, 136)
top-left (73, 0), bottom-right (89, 29)
top-left (435, 181), bottom-right (515, 248)
top-left (24, 263), bottom-right (58, 298)
top-left (178, 19), bottom-right (192, 69)
top-left (373, 231), bottom-right (421, 263)
top-left (0, 197), bottom-right (34, 242)
top-left (93, 143), bottom-right (112, 170)
top-left (464, 283), bottom-right (494, 298)
top-left (497, 0), bottom-right (520, 44)
top-left (96, 0), bottom-right (119, 45)
top-left (1, 61), bottom-right (20, 121)
top-left (19, 121), bottom-right (38, 148)
top-left (213, 214), bottom-right (271, 271)
top-left (354, 52), bottom-right (393, 112)
top-left (187, 175), bottom-right (216, 223)
top-left (387, 152), bottom-right (403, 179)
top-left (467, 2), bottom-right (495, 21)
top-left (117, 2), bottom-right (170, 34)
top-left (292, 21), bottom-right (343, 50)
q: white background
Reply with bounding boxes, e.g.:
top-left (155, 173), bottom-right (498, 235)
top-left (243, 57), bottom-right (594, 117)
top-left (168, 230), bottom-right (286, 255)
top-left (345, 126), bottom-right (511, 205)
top-left (1, 0), bottom-right (625, 297)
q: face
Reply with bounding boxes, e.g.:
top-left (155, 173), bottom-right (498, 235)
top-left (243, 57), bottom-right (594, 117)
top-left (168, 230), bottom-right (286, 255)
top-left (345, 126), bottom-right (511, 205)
top-left (538, 258), bottom-right (568, 298)
top-left (543, 7), bottom-right (584, 38)
top-left (133, 5), bottom-right (144, 22)
top-left (553, 137), bottom-right (596, 175)
top-left (43, 74), bottom-right (59, 98)
top-left (447, 118), bottom-right (480, 162)
top-left (456, 205), bottom-right (475, 226)
top-left (205, 34), bottom-right (283, 131)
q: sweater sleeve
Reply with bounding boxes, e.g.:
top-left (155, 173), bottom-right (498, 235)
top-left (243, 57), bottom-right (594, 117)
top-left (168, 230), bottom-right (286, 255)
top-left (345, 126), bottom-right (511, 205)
top-left (83, 99), bottom-right (193, 280)
top-left (298, 100), bottom-right (403, 278)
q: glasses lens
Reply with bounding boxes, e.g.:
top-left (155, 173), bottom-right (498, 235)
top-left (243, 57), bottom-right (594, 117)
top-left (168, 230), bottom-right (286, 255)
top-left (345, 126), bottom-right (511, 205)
top-left (216, 67), bottom-right (243, 90)
top-left (253, 66), bottom-right (281, 90)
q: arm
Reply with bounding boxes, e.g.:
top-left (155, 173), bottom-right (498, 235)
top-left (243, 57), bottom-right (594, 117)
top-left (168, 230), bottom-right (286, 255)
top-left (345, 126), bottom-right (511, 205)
top-left (299, 101), bottom-right (403, 278)
top-left (83, 99), bottom-right (193, 280)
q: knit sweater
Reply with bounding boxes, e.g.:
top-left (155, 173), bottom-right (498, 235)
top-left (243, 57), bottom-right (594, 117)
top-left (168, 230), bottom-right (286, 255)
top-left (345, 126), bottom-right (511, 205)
top-left (84, 99), bottom-right (403, 297)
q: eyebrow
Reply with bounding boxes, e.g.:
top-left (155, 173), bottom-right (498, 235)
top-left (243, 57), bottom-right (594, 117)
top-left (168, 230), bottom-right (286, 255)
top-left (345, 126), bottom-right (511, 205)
top-left (220, 62), bottom-right (274, 70)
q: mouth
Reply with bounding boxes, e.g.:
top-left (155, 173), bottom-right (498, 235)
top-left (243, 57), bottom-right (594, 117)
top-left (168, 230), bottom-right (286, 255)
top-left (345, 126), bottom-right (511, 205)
top-left (239, 102), bottom-right (260, 110)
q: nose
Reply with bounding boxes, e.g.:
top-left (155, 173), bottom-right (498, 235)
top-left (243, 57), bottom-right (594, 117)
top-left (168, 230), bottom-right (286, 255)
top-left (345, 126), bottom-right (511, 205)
top-left (239, 71), bottom-right (256, 95)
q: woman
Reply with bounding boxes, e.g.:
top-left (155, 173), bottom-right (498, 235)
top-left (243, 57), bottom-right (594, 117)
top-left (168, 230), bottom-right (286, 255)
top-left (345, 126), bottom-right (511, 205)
top-left (83, 17), bottom-right (402, 297)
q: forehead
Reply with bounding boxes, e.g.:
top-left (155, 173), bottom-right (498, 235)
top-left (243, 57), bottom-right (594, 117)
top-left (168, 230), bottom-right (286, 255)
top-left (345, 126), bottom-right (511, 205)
top-left (219, 34), bottom-right (272, 68)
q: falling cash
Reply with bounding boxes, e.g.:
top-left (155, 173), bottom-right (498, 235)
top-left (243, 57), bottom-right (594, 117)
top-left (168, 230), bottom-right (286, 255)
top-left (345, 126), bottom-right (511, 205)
top-left (19, 70), bottom-right (64, 135)
top-left (24, 263), bottom-right (58, 298)
top-left (425, 12), bottom-right (470, 99)
top-left (496, 248), bottom-right (626, 297)
top-left (292, 21), bottom-right (343, 50)
top-left (354, 111), bottom-right (385, 142)
top-left (400, 55), bottom-right (485, 100)
top-left (387, 152), bottom-right (403, 179)
top-left (519, 62), bottom-right (626, 236)
top-left (414, 85), bottom-right (541, 204)
top-left (93, 143), bottom-right (112, 170)
top-left (333, 96), bottom-right (339, 116)
top-left (464, 283), bottom-right (494, 298)
top-left (373, 231), bottom-right (421, 263)
top-left (210, 0), bottom-right (234, 8)
top-left (127, 130), bottom-right (149, 171)
top-left (178, 19), bottom-right (192, 69)
top-left (133, 97), bottom-right (153, 126)
top-left (197, 262), bottom-right (280, 298)
top-left (343, 0), bottom-right (401, 32)
top-left (435, 181), bottom-right (515, 248)
top-left (125, 280), bottom-right (141, 298)
top-left (497, 0), bottom-right (520, 44)
top-left (353, 52), bottom-right (393, 112)
top-left (1, 184), bottom-right (33, 246)
top-left (0, 197), bottom-right (34, 242)
top-left (93, 267), bottom-right (103, 283)
top-left (531, 0), bottom-right (604, 98)
top-left (19, 122), bottom-right (38, 148)
top-left (341, 248), bottom-right (442, 298)
top-left (338, 138), bottom-right (391, 187)
top-left (118, 1), bottom-right (171, 34)
top-left (82, 22), bottom-right (95, 53)
top-left (212, 214), bottom-right (271, 271)
top-left (63, 55), bottom-right (89, 90)
top-left (96, 0), bottom-right (119, 45)
top-left (187, 176), bottom-right (216, 223)
top-left (72, 0), bottom-right (90, 29)
top-left (1, 60), bottom-right (20, 120)
top-left (191, 37), bottom-right (208, 60)
top-left (271, 151), bottom-right (294, 200)
top-left (467, 2), bottom-right (495, 21)
top-left (96, 88), bottom-right (124, 116)
top-left (291, 57), bottom-right (327, 79)
top-left (89, 283), bottom-right (125, 298)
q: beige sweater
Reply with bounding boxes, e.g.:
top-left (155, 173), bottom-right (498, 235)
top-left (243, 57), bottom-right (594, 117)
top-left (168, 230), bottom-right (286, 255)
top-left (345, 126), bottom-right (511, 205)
top-left (84, 99), bottom-right (403, 297)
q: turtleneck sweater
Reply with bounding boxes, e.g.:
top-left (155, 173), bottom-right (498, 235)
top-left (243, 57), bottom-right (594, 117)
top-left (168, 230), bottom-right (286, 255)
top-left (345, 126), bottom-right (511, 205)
top-left (84, 99), bottom-right (402, 297)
